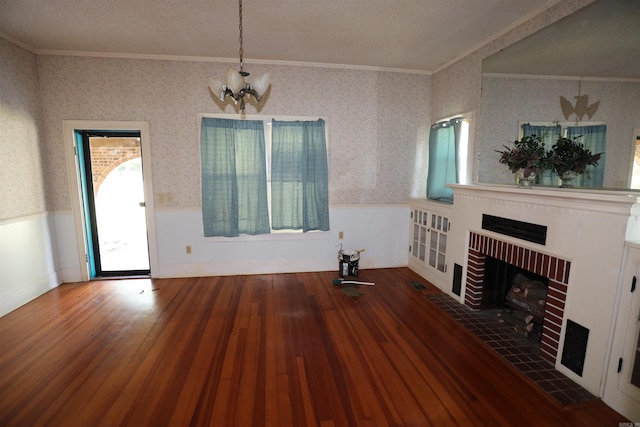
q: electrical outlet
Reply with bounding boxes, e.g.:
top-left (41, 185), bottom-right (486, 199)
top-left (186, 245), bottom-right (192, 254)
top-left (338, 231), bottom-right (344, 239)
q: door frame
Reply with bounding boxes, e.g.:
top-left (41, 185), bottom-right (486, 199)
top-left (628, 127), bottom-right (640, 188)
top-left (63, 120), bottom-right (158, 281)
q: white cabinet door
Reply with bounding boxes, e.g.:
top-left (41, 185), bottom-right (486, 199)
top-left (411, 208), bottom-right (428, 262)
top-left (605, 248), bottom-right (640, 421)
top-left (428, 213), bottom-right (448, 273)
top-left (618, 266), bottom-right (640, 407)
top-left (408, 200), bottom-right (453, 291)
top-left (410, 207), bottom-right (449, 273)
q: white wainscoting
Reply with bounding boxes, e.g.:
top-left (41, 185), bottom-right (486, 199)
top-left (154, 205), bottom-right (410, 278)
top-left (0, 213), bottom-right (60, 317)
top-left (49, 205), bottom-right (410, 283)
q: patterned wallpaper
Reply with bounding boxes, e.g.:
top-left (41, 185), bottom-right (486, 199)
top-left (35, 57), bottom-right (431, 210)
top-left (0, 38), bottom-right (46, 220)
top-left (2, 0), bottom-right (607, 220)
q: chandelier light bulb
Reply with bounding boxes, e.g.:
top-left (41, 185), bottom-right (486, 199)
top-left (208, 77), bottom-right (225, 100)
top-left (251, 73), bottom-right (271, 98)
top-left (226, 67), bottom-right (245, 94)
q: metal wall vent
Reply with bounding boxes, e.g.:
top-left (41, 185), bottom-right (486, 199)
top-left (561, 319), bottom-right (589, 376)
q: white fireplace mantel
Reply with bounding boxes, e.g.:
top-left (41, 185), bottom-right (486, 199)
top-left (450, 183), bottom-right (640, 217)
top-left (441, 184), bottom-right (640, 398)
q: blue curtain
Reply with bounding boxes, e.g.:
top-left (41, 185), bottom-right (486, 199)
top-left (566, 125), bottom-right (606, 187)
top-left (427, 118), bottom-right (462, 203)
top-left (201, 117), bottom-right (270, 237)
top-left (271, 119), bottom-right (329, 232)
top-left (521, 123), bottom-right (561, 147)
top-left (521, 123), bottom-right (561, 185)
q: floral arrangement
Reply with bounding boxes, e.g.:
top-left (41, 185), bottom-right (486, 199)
top-left (496, 135), bottom-right (546, 177)
top-left (497, 134), bottom-right (602, 182)
top-left (545, 136), bottom-right (602, 177)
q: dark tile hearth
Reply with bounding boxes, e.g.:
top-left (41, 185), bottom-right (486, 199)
top-left (426, 292), bottom-right (597, 406)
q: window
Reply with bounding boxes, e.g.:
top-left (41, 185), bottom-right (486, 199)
top-left (200, 115), bottom-right (329, 237)
top-left (521, 122), bottom-right (606, 187)
top-left (271, 119), bottom-right (330, 232)
top-left (630, 130), bottom-right (640, 189)
top-left (426, 116), bottom-right (471, 203)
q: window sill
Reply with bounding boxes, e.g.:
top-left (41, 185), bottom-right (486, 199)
top-left (202, 230), bottom-right (331, 243)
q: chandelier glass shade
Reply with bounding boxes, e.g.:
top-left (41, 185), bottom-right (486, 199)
top-left (208, 0), bottom-right (270, 111)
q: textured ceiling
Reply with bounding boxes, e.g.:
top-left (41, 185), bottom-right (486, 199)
top-left (483, 0), bottom-right (640, 79)
top-left (0, 0), bottom-right (561, 73)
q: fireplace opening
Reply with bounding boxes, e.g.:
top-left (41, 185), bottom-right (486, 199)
top-left (467, 232), bottom-right (571, 364)
top-left (483, 256), bottom-right (549, 340)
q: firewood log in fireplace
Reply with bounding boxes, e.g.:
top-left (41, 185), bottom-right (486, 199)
top-left (497, 310), bottom-right (533, 325)
top-left (513, 323), bottom-right (533, 337)
top-left (497, 310), bottom-right (543, 338)
top-left (506, 273), bottom-right (547, 320)
top-left (497, 311), bottom-right (535, 337)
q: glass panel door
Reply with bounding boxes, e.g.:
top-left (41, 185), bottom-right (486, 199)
top-left (79, 131), bottom-right (150, 277)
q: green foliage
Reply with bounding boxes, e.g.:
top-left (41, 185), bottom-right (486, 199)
top-left (496, 135), bottom-right (546, 176)
top-left (545, 136), bottom-right (602, 176)
top-left (497, 134), bottom-right (602, 178)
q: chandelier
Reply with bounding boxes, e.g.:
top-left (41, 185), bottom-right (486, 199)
top-left (208, 0), bottom-right (270, 111)
top-left (559, 79), bottom-right (599, 124)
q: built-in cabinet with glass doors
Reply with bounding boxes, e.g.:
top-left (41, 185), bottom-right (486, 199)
top-left (408, 200), bottom-right (452, 290)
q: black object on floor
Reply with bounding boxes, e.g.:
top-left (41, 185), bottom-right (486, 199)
top-left (408, 281), bottom-right (426, 290)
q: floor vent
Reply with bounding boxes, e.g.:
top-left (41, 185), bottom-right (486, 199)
top-left (561, 319), bottom-right (589, 376)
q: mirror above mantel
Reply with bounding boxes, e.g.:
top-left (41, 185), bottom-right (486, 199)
top-left (477, 0), bottom-right (640, 190)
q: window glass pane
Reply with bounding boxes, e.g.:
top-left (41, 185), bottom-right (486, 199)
top-left (439, 233), bottom-right (447, 253)
top-left (631, 135), bottom-right (640, 189)
top-left (430, 230), bottom-right (438, 248)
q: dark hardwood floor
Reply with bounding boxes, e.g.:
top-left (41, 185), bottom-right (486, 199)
top-left (0, 268), bottom-right (627, 426)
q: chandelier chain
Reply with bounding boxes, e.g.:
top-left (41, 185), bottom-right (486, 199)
top-left (238, 0), bottom-right (244, 72)
top-left (208, 0), bottom-right (270, 111)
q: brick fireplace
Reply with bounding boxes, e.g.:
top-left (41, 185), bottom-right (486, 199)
top-left (465, 232), bottom-right (570, 364)
top-left (441, 183), bottom-right (640, 397)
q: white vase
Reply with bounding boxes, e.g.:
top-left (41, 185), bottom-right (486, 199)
top-left (517, 170), bottom-right (536, 188)
top-left (559, 171), bottom-right (578, 188)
